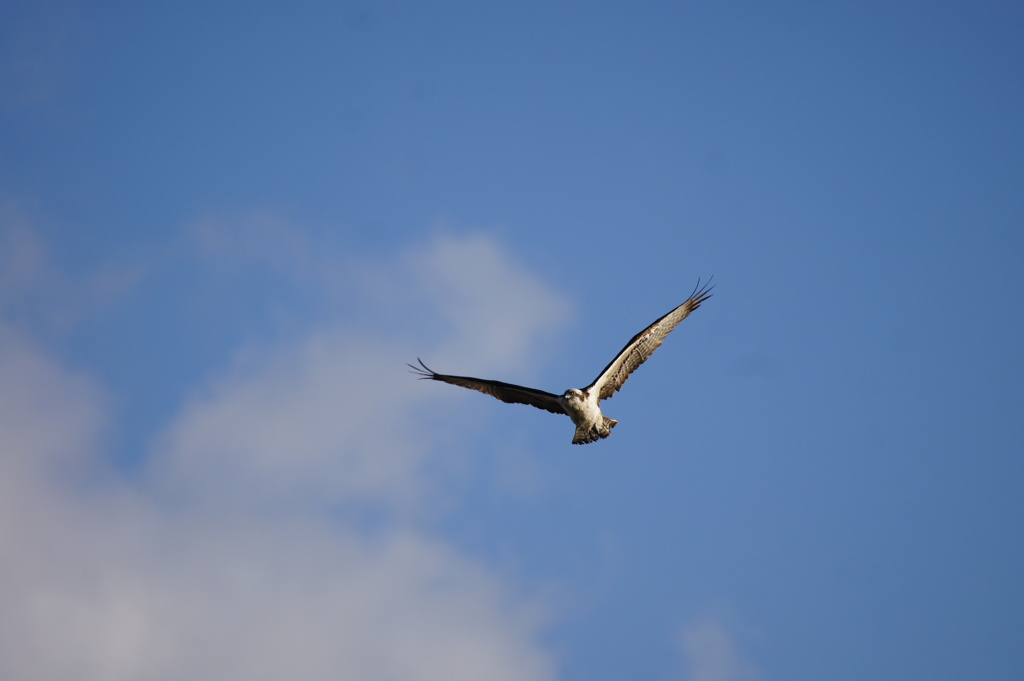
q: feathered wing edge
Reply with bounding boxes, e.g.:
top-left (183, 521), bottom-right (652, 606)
top-left (586, 277), bottom-right (714, 401)
top-left (408, 359), bottom-right (567, 415)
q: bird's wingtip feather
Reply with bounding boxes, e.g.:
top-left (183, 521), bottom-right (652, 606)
top-left (407, 358), bottom-right (436, 379)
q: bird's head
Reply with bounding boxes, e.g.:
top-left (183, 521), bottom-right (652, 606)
top-left (562, 388), bottom-right (585, 403)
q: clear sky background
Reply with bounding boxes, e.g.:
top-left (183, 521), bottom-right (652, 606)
top-left (1, 2), bottom-right (1022, 680)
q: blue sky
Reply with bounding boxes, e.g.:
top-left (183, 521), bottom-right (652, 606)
top-left (1, 2), bottom-right (1022, 680)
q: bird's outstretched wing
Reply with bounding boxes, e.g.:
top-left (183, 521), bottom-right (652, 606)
top-left (586, 278), bottom-right (713, 401)
top-left (408, 359), bottom-right (566, 415)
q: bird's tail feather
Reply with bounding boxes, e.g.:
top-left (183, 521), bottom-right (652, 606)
top-left (571, 417), bottom-right (618, 445)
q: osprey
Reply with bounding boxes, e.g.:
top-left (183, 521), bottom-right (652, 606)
top-left (409, 279), bottom-right (713, 444)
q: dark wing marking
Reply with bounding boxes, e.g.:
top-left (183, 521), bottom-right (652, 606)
top-left (408, 359), bottom-right (566, 415)
top-left (586, 278), bottom-right (713, 401)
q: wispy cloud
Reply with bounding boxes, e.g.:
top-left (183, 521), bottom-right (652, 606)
top-left (680, 617), bottom-right (759, 681)
top-left (0, 204), bottom-right (144, 333)
top-left (0, 220), bottom-right (564, 680)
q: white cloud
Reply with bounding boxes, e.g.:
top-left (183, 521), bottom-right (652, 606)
top-left (0, 226), bottom-right (564, 681)
top-left (397, 233), bottom-right (571, 374)
top-left (680, 618), bottom-right (758, 681)
top-left (149, 330), bottom-right (430, 507)
top-left (149, 229), bottom-right (571, 508)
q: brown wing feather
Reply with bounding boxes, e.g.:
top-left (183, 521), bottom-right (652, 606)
top-left (408, 359), bottom-right (566, 415)
top-left (586, 279), bottom-right (713, 401)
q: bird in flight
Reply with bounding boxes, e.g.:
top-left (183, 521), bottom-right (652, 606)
top-left (409, 279), bottom-right (713, 444)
